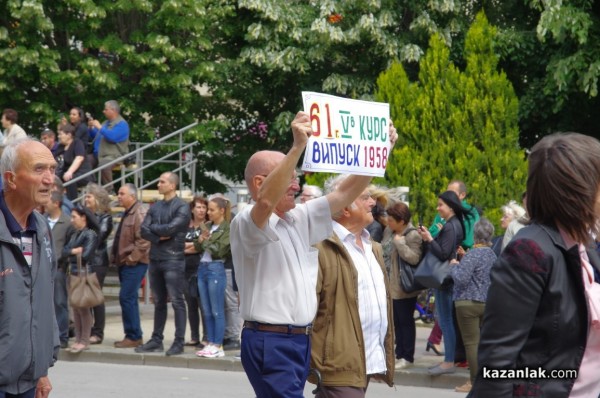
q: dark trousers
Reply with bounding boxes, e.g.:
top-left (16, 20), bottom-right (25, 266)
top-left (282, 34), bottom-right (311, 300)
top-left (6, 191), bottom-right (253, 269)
top-left (183, 277), bottom-right (202, 342)
top-left (149, 259), bottom-right (187, 344)
top-left (241, 327), bottom-right (310, 398)
top-left (54, 268), bottom-right (69, 343)
top-left (91, 265), bottom-right (108, 339)
top-left (0, 387), bottom-right (36, 398)
top-left (118, 263), bottom-right (148, 340)
top-left (393, 297), bottom-right (418, 363)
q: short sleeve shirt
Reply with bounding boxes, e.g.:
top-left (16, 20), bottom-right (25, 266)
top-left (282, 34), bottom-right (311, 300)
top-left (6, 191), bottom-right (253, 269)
top-left (230, 195), bottom-right (332, 325)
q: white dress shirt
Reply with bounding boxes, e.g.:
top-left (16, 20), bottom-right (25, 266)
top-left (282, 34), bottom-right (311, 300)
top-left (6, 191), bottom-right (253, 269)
top-left (332, 221), bottom-right (388, 375)
top-left (231, 195), bottom-right (332, 325)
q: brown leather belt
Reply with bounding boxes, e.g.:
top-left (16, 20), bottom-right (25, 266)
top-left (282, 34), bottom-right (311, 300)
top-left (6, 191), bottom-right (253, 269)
top-left (243, 321), bottom-right (312, 335)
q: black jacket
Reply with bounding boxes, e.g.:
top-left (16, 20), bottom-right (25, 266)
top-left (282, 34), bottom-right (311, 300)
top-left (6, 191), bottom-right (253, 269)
top-left (90, 212), bottom-right (113, 269)
top-left (141, 196), bottom-right (190, 261)
top-left (63, 228), bottom-right (98, 274)
top-left (428, 216), bottom-right (463, 261)
top-left (469, 223), bottom-right (600, 398)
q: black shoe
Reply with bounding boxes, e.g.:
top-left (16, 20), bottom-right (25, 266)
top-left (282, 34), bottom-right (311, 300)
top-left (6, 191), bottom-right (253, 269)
top-left (134, 340), bottom-right (164, 353)
top-left (166, 343), bottom-right (184, 356)
top-left (223, 339), bottom-right (241, 351)
top-left (60, 341), bottom-right (69, 349)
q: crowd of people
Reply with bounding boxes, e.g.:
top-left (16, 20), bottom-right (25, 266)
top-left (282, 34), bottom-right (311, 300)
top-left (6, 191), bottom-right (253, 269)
top-left (1, 106), bottom-right (600, 398)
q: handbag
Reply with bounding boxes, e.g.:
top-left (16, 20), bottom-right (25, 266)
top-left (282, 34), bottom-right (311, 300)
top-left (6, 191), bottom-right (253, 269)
top-left (396, 228), bottom-right (425, 293)
top-left (68, 254), bottom-right (104, 309)
top-left (414, 222), bottom-right (457, 289)
top-left (399, 256), bottom-right (425, 293)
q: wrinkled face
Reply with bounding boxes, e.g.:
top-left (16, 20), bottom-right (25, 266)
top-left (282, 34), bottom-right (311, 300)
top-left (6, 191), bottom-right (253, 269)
top-left (347, 189), bottom-right (375, 228)
top-left (500, 212), bottom-right (514, 229)
top-left (69, 109), bottom-right (80, 124)
top-left (6, 142), bottom-right (57, 209)
top-left (157, 174), bottom-right (175, 195)
top-left (192, 201), bottom-right (207, 221)
top-left (437, 198), bottom-right (455, 220)
top-left (207, 200), bottom-right (225, 224)
top-left (71, 211), bottom-right (86, 230)
top-left (117, 187), bottom-right (135, 208)
top-left (273, 174), bottom-right (301, 216)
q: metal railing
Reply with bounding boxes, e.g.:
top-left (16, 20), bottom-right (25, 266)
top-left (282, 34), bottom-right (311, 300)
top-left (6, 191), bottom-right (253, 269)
top-left (64, 122), bottom-right (199, 203)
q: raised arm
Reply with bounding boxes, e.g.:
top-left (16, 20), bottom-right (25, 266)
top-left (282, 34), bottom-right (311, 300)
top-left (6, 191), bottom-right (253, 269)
top-left (250, 112), bottom-right (312, 229)
top-left (326, 122), bottom-right (397, 215)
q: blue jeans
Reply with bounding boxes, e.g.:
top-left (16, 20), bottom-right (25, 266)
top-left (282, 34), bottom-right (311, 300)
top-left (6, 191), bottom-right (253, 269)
top-left (0, 387), bottom-right (36, 398)
top-left (54, 268), bottom-right (69, 344)
top-left (197, 261), bottom-right (226, 344)
top-left (118, 263), bottom-right (148, 340)
top-left (241, 328), bottom-right (311, 398)
top-left (149, 260), bottom-right (187, 344)
top-left (435, 288), bottom-right (456, 363)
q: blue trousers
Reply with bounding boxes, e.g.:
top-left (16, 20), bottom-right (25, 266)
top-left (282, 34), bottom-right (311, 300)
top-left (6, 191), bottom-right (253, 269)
top-left (241, 328), bottom-right (311, 398)
top-left (118, 263), bottom-right (148, 340)
top-left (197, 261), bottom-right (226, 344)
top-left (435, 288), bottom-right (456, 363)
top-left (0, 387), bottom-right (36, 398)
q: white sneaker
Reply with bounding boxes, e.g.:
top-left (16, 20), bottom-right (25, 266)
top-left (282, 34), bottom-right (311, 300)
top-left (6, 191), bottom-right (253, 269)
top-left (200, 345), bottom-right (225, 358)
top-left (195, 344), bottom-right (214, 357)
top-left (395, 358), bottom-right (413, 369)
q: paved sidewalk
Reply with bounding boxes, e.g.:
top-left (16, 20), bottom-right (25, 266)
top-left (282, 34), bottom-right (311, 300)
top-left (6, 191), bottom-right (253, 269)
top-left (58, 301), bottom-right (469, 391)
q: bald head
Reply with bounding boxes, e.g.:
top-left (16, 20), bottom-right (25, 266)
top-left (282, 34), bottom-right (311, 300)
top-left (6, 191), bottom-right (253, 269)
top-left (244, 151), bottom-right (285, 197)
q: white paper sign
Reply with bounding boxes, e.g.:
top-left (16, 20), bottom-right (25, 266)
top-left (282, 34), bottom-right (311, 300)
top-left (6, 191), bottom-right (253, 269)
top-left (301, 92), bottom-right (390, 177)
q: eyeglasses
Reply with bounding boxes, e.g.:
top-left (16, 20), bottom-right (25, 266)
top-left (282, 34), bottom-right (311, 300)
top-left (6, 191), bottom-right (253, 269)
top-left (258, 174), bottom-right (299, 184)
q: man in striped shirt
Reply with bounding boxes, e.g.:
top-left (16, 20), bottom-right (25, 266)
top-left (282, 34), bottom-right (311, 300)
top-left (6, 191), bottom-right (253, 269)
top-left (310, 175), bottom-right (395, 398)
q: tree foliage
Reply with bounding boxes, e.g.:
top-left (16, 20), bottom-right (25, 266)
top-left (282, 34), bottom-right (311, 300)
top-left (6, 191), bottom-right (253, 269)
top-left (376, 12), bottom-right (526, 226)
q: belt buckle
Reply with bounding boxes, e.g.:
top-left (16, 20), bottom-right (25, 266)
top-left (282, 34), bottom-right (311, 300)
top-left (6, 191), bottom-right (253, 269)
top-left (304, 325), bottom-right (312, 335)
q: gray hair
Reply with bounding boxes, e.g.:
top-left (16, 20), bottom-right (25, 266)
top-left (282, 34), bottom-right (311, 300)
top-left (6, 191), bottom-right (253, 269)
top-left (105, 100), bottom-right (121, 114)
top-left (501, 200), bottom-right (526, 220)
top-left (122, 183), bottom-right (137, 197)
top-left (302, 184), bottom-right (323, 198)
top-left (473, 217), bottom-right (495, 244)
top-left (0, 138), bottom-right (36, 186)
top-left (323, 174), bottom-right (355, 219)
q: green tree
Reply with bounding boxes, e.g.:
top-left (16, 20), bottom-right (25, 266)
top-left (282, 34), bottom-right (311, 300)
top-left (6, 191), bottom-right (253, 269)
top-left (375, 12), bottom-right (526, 226)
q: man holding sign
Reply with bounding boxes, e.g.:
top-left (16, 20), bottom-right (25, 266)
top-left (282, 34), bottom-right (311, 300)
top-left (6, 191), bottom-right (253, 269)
top-left (231, 104), bottom-right (397, 398)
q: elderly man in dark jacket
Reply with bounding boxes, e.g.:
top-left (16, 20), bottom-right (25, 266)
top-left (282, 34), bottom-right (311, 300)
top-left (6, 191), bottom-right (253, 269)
top-left (0, 138), bottom-right (58, 398)
top-left (137, 172), bottom-right (190, 356)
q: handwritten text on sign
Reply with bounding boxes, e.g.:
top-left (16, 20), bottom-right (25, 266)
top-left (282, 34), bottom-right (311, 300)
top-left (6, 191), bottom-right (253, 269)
top-left (301, 92), bottom-right (390, 177)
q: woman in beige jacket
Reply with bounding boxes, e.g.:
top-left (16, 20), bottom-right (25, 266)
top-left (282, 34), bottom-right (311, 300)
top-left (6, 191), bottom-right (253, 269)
top-left (382, 201), bottom-right (424, 369)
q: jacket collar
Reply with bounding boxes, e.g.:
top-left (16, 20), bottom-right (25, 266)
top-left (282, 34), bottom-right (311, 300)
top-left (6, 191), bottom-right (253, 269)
top-left (539, 223), bottom-right (600, 283)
